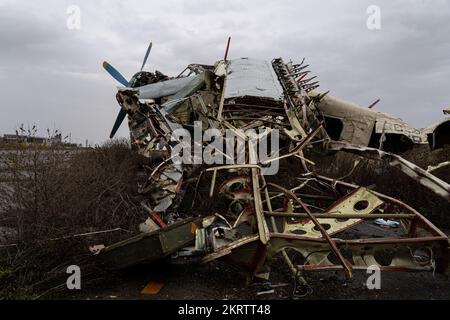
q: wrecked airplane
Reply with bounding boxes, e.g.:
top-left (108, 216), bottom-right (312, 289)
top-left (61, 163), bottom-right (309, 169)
top-left (312, 94), bottom-right (428, 153)
top-left (423, 108), bottom-right (450, 150)
top-left (98, 40), bottom-right (450, 290)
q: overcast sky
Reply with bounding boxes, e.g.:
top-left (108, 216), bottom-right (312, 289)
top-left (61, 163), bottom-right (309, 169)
top-left (0, 0), bottom-right (449, 145)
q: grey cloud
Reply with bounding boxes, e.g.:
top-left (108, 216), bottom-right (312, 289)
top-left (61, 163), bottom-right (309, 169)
top-left (0, 0), bottom-right (449, 143)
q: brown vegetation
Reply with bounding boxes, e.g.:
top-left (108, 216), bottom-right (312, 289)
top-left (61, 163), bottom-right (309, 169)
top-left (0, 140), bottom-right (146, 299)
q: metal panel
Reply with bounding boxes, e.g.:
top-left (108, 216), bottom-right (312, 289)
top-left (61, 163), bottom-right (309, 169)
top-left (375, 116), bottom-right (427, 144)
top-left (98, 217), bottom-right (201, 269)
top-left (284, 187), bottom-right (384, 238)
top-left (224, 58), bottom-right (283, 100)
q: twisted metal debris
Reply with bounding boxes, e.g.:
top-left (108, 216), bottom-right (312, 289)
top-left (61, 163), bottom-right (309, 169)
top-left (99, 43), bottom-right (450, 288)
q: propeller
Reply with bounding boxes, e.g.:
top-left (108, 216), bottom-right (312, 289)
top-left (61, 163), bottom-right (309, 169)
top-left (140, 42), bottom-right (152, 72)
top-left (102, 42), bottom-right (153, 138)
top-left (110, 109), bottom-right (128, 139)
top-left (102, 61), bottom-right (130, 87)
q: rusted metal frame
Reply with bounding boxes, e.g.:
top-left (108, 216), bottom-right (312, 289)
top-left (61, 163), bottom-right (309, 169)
top-left (175, 66), bottom-right (189, 78)
top-left (249, 139), bottom-right (270, 245)
top-left (390, 155), bottom-right (450, 200)
top-left (260, 175), bottom-right (276, 230)
top-left (303, 84), bottom-right (320, 92)
top-left (192, 134), bottom-right (235, 165)
top-left (295, 72), bottom-right (310, 83)
top-left (217, 68), bottom-right (228, 121)
top-left (196, 112), bottom-right (220, 128)
top-left (223, 111), bottom-right (287, 120)
top-left (209, 169), bottom-right (218, 197)
top-left (272, 233), bottom-right (449, 272)
top-left (284, 63), bottom-right (313, 130)
top-left (316, 174), bottom-right (448, 238)
top-left (223, 105), bottom-right (281, 113)
top-left (262, 152), bottom-right (315, 167)
top-left (224, 37), bottom-right (231, 61)
top-left (262, 179), bottom-right (314, 204)
top-left (222, 112), bottom-right (283, 120)
top-left (298, 265), bottom-right (433, 272)
top-left (428, 161), bottom-right (450, 173)
top-left (132, 108), bottom-right (159, 138)
top-left (221, 120), bottom-right (247, 140)
top-left (191, 164), bottom-right (262, 208)
top-left (145, 116), bottom-right (159, 138)
top-left (408, 218), bottom-right (419, 238)
top-left (149, 105), bottom-right (176, 136)
top-left (292, 65), bottom-right (309, 74)
top-left (204, 164), bottom-right (261, 172)
top-left (265, 192), bottom-right (334, 204)
top-left (267, 234), bottom-right (447, 272)
top-left (194, 94), bottom-right (215, 128)
top-left (269, 232), bottom-right (448, 245)
top-left (280, 99), bottom-right (314, 172)
top-left (147, 108), bottom-right (170, 137)
top-left (318, 184), bottom-right (383, 217)
top-left (291, 193), bottom-right (337, 201)
top-left (260, 175), bottom-right (299, 277)
top-left (290, 123), bottom-right (323, 153)
top-left (328, 141), bottom-right (450, 202)
top-left (222, 105), bottom-right (284, 114)
top-left (311, 178), bottom-right (418, 234)
top-left (298, 76), bottom-right (318, 85)
top-left (222, 117), bottom-right (289, 126)
top-left (141, 155), bottom-right (178, 190)
top-left (264, 182), bottom-right (353, 277)
top-left (191, 170), bottom-right (207, 209)
top-left (240, 119), bottom-right (284, 131)
top-left (282, 100), bottom-right (307, 138)
top-left (201, 234), bottom-right (260, 264)
top-left (293, 178), bottom-right (339, 199)
top-left (250, 242), bottom-right (269, 280)
top-left (2, 227), bottom-right (133, 250)
top-left (264, 212), bottom-right (415, 219)
top-left (261, 126), bottom-right (322, 166)
top-left (272, 59), bottom-right (305, 125)
top-left (223, 103), bottom-right (285, 110)
top-left (291, 58), bottom-right (306, 69)
top-left (282, 60), bottom-right (328, 145)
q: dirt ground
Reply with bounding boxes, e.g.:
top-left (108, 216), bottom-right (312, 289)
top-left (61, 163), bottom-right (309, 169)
top-left (72, 225), bottom-right (450, 301)
top-left (71, 255), bottom-right (450, 300)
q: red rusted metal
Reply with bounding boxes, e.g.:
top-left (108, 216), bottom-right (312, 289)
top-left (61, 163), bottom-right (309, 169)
top-left (265, 182), bottom-right (354, 277)
top-left (224, 36), bottom-right (231, 61)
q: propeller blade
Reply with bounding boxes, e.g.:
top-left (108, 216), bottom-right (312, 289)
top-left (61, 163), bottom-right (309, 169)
top-left (110, 109), bottom-right (127, 139)
top-left (102, 61), bottom-right (129, 87)
top-left (140, 42), bottom-right (153, 71)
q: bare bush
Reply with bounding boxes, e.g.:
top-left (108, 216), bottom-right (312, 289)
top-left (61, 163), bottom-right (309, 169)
top-left (0, 139), bottom-right (147, 299)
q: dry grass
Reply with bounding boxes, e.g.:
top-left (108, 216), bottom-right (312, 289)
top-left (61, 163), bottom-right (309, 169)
top-left (0, 140), bottom-right (147, 299)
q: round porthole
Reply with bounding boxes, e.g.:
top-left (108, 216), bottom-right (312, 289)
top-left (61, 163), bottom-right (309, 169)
top-left (413, 248), bottom-right (431, 265)
top-left (313, 223), bottom-right (331, 232)
top-left (354, 200), bottom-right (369, 211)
top-left (229, 182), bottom-right (243, 193)
top-left (290, 229), bottom-right (307, 235)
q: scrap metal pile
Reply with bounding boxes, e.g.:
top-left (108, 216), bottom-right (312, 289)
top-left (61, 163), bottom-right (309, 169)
top-left (98, 42), bottom-right (450, 286)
